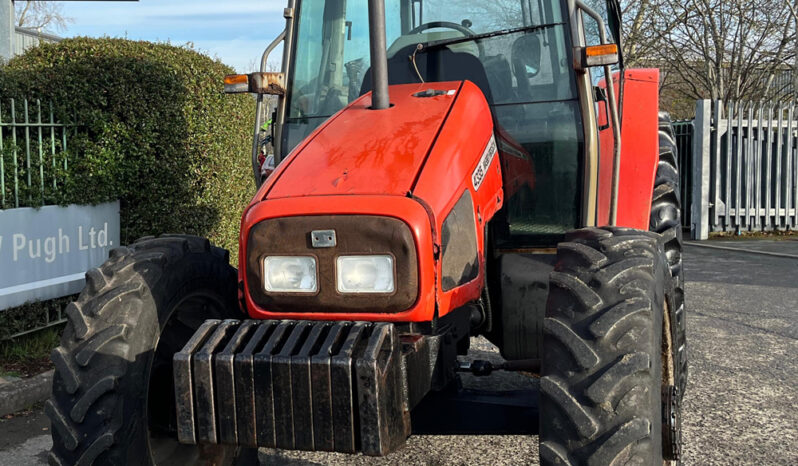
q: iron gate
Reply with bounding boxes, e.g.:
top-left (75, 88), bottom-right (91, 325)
top-left (690, 99), bottom-right (798, 238)
top-left (710, 101), bottom-right (797, 232)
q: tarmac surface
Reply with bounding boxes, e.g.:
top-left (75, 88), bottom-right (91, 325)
top-left (1, 240), bottom-right (796, 465)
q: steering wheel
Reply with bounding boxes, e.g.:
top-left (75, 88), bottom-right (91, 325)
top-left (407, 21), bottom-right (486, 59)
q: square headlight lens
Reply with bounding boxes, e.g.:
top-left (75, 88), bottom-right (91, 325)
top-left (263, 256), bottom-right (318, 293)
top-left (336, 255), bottom-right (395, 294)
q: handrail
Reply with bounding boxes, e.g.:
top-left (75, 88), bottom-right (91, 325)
top-left (575, 0), bottom-right (622, 226)
top-left (261, 30), bottom-right (287, 73)
top-left (251, 30), bottom-right (287, 184)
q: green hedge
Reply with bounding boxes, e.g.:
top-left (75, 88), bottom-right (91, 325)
top-left (0, 38), bottom-right (255, 255)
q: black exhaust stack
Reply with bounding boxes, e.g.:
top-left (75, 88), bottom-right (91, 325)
top-left (367, 0), bottom-right (390, 110)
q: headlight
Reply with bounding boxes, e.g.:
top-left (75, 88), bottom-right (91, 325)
top-left (336, 255), bottom-right (395, 294)
top-left (263, 256), bottom-right (318, 293)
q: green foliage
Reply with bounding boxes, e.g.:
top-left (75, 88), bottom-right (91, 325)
top-left (0, 38), bottom-right (255, 254)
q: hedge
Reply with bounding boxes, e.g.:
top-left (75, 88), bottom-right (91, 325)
top-left (0, 38), bottom-right (255, 256)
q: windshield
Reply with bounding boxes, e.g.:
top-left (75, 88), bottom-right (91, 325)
top-left (287, 0), bottom-right (567, 123)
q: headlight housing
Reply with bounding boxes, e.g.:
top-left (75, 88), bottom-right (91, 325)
top-left (336, 255), bottom-right (395, 294)
top-left (247, 215), bottom-right (418, 314)
top-left (263, 256), bottom-right (318, 293)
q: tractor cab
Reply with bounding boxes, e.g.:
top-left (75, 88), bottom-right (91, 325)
top-left (268, 0), bottom-right (622, 247)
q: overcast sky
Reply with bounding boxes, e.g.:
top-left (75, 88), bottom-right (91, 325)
top-left (59, 0), bottom-right (286, 72)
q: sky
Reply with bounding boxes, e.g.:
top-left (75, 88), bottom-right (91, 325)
top-left (58, 0), bottom-right (288, 72)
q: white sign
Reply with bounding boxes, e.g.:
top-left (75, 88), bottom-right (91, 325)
top-left (0, 201), bottom-right (120, 310)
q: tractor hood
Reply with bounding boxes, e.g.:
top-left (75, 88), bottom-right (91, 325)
top-left (241, 80), bottom-right (503, 324)
top-left (265, 82), bottom-right (461, 199)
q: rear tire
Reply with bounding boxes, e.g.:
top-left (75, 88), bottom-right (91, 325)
top-left (540, 227), bottom-right (670, 465)
top-left (47, 235), bottom-right (255, 465)
top-left (650, 112), bottom-right (688, 399)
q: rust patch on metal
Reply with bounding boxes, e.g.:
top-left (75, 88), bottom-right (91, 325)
top-left (249, 72), bottom-right (285, 95)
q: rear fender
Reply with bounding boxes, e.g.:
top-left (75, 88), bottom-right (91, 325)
top-left (597, 68), bottom-right (660, 228)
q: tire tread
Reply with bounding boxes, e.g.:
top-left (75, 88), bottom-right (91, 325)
top-left (540, 227), bottom-right (668, 466)
top-left (47, 234), bottom-right (240, 465)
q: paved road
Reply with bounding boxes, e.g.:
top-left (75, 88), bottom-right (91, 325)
top-left (2, 241), bottom-right (796, 465)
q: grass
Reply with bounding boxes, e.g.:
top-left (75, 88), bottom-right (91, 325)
top-left (0, 327), bottom-right (61, 378)
top-left (1, 328), bottom-right (61, 362)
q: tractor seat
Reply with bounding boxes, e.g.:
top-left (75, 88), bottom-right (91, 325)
top-left (360, 45), bottom-right (494, 104)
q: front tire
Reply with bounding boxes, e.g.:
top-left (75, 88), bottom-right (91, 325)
top-left (48, 235), bottom-right (253, 465)
top-left (540, 227), bottom-right (671, 465)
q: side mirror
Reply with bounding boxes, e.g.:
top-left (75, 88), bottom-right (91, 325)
top-left (574, 44), bottom-right (619, 71)
top-left (224, 72), bottom-right (286, 95)
top-left (511, 34), bottom-right (542, 79)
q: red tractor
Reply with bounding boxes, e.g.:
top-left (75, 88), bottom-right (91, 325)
top-left (47, 0), bottom-right (686, 464)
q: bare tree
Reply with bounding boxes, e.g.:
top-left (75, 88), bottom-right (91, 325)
top-left (782, 0), bottom-right (798, 99)
top-left (15, 1), bottom-right (73, 33)
top-left (620, 0), bottom-right (796, 109)
top-left (620, 0), bottom-right (677, 67)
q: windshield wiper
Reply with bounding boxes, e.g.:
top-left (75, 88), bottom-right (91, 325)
top-left (417, 22), bottom-right (564, 53)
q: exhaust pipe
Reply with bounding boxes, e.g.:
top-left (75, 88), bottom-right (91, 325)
top-left (367, 0), bottom-right (390, 110)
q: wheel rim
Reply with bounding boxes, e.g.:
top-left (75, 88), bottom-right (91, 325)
top-left (145, 291), bottom-right (238, 465)
top-left (662, 301), bottom-right (681, 465)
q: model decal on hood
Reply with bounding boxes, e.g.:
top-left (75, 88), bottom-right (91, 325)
top-left (472, 135), bottom-right (497, 191)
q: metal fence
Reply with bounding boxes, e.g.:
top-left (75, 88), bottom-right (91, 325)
top-left (673, 120), bottom-right (693, 228)
top-left (13, 27), bottom-right (62, 57)
top-left (0, 98), bottom-right (73, 210)
top-left (690, 99), bottom-right (798, 238)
